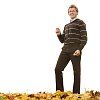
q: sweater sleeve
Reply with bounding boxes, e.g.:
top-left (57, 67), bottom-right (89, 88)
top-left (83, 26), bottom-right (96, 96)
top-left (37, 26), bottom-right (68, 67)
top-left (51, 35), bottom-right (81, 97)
top-left (57, 33), bottom-right (65, 43)
top-left (57, 26), bottom-right (65, 43)
top-left (78, 21), bottom-right (87, 51)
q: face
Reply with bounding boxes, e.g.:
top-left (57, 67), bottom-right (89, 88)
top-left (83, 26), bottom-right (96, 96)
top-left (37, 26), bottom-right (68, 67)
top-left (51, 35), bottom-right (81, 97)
top-left (68, 8), bottom-right (78, 19)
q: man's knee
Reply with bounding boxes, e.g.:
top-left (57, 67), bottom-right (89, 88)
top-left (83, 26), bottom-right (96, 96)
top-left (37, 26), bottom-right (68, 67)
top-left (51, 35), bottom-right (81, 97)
top-left (55, 67), bottom-right (62, 74)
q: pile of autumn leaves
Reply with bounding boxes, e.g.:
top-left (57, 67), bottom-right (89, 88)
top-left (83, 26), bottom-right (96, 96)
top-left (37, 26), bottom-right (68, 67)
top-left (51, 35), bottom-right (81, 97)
top-left (0, 90), bottom-right (100, 100)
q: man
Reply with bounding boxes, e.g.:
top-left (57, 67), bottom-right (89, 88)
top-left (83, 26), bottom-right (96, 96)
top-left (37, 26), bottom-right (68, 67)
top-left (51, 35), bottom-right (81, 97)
top-left (55, 4), bottom-right (87, 94)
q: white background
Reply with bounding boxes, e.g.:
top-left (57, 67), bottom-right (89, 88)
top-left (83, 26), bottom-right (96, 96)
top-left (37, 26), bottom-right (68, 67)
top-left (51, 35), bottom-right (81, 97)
top-left (0, 0), bottom-right (100, 93)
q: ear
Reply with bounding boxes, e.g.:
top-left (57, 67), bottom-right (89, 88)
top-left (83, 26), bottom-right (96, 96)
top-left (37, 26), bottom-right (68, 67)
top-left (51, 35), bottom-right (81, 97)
top-left (76, 12), bottom-right (78, 15)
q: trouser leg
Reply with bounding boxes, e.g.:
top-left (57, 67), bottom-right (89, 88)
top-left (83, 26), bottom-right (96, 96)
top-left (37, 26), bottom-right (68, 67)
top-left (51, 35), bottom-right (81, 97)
top-left (70, 53), bottom-right (81, 94)
top-left (55, 51), bottom-right (70, 91)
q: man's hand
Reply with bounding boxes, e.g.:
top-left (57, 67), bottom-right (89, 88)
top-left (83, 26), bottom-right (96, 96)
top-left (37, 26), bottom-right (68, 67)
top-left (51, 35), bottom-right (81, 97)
top-left (73, 50), bottom-right (80, 56)
top-left (55, 28), bottom-right (61, 36)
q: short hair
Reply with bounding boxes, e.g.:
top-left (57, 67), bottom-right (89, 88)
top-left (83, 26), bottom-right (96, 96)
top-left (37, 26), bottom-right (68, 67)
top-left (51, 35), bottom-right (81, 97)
top-left (68, 4), bottom-right (78, 13)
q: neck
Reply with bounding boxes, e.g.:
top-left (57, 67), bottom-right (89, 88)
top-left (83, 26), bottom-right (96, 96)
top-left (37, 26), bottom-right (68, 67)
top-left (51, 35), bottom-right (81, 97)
top-left (70, 17), bottom-right (77, 22)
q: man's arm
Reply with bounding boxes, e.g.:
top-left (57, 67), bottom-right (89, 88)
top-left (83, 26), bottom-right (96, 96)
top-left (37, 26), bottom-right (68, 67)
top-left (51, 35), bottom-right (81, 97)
top-left (57, 33), bottom-right (65, 43)
top-left (56, 28), bottom-right (65, 43)
top-left (78, 21), bottom-right (87, 51)
top-left (73, 21), bottom-right (87, 56)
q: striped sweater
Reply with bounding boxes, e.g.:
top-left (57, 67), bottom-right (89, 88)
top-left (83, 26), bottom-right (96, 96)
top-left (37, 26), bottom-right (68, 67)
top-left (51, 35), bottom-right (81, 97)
top-left (58, 18), bottom-right (87, 52)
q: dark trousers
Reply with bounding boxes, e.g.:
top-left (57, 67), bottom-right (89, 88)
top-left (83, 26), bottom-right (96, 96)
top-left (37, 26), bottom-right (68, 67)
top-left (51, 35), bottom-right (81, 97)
top-left (55, 51), bottom-right (81, 94)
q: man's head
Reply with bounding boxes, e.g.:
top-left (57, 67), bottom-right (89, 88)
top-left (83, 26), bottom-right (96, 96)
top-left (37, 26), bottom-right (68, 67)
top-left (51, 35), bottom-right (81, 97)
top-left (68, 5), bottom-right (78, 19)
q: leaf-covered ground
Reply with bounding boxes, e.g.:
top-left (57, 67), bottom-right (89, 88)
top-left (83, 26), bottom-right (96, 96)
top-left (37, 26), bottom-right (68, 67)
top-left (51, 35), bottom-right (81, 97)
top-left (0, 90), bottom-right (100, 100)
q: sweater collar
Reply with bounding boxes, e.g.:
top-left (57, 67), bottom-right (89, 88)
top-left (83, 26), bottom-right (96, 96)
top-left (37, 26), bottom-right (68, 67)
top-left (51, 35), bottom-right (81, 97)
top-left (70, 17), bottom-right (78, 22)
